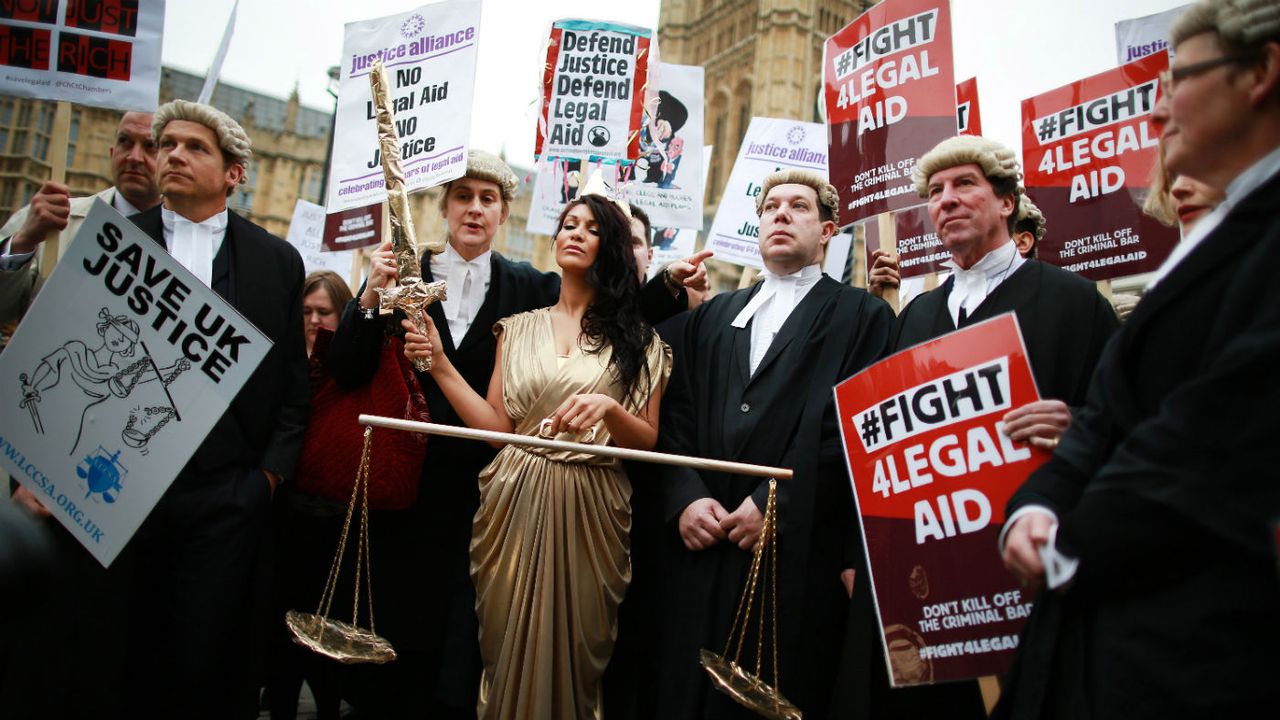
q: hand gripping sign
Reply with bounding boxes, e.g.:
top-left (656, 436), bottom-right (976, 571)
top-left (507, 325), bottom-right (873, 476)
top-left (835, 314), bottom-right (1049, 685)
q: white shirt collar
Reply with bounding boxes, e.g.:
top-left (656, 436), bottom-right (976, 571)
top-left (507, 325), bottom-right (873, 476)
top-left (731, 263), bottom-right (822, 329)
top-left (942, 239), bottom-right (1024, 325)
top-left (431, 243), bottom-right (493, 342)
top-left (161, 206), bottom-right (229, 288)
top-left (111, 191), bottom-right (143, 218)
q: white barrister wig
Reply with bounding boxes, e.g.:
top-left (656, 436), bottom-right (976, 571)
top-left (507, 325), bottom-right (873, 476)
top-left (436, 149), bottom-right (520, 214)
top-left (152, 100), bottom-right (253, 184)
top-left (754, 168), bottom-right (842, 225)
top-left (1015, 196), bottom-right (1047, 242)
top-left (912, 135), bottom-right (1023, 199)
top-left (1171, 0), bottom-right (1280, 51)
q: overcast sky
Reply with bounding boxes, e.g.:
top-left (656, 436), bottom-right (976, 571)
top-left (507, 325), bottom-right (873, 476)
top-left (162, 0), bottom-right (1189, 168)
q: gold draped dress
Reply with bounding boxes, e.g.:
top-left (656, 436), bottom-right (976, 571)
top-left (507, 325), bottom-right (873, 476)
top-left (472, 309), bottom-right (671, 720)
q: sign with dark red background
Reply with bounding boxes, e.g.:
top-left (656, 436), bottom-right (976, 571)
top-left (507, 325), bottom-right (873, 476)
top-left (864, 203), bottom-right (949, 280)
top-left (835, 314), bottom-right (1048, 685)
top-left (956, 76), bottom-right (980, 136)
top-left (322, 203), bottom-right (383, 253)
top-left (824, 0), bottom-right (956, 225)
top-left (1021, 52), bottom-right (1179, 281)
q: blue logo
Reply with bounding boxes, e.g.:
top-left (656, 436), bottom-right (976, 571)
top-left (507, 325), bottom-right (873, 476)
top-left (76, 446), bottom-right (127, 504)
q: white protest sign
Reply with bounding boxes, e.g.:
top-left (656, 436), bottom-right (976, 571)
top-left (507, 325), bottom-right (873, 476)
top-left (1115, 5), bottom-right (1188, 64)
top-left (824, 231), bottom-right (852, 280)
top-left (0, 0), bottom-right (165, 111)
top-left (285, 199), bottom-right (354, 276)
top-left (0, 201), bottom-right (271, 566)
top-left (624, 63), bottom-right (704, 228)
top-left (706, 117), bottom-right (829, 269)
top-left (527, 143), bottom-right (713, 239)
top-left (648, 227), bottom-right (698, 280)
top-left (536, 18), bottom-right (652, 162)
top-left (326, 1), bottom-right (481, 213)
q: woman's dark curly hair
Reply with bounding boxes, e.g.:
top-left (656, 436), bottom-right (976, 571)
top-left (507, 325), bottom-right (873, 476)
top-left (555, 194), bottom-right (652, 406)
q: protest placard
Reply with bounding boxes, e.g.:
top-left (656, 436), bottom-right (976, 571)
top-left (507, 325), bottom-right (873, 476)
top-left (705, 117), bottom-right (827, 269)
top-left (956, 77), bottom-right (981, 136)
top-left (535, 18), bottom-right (650, 162)
top-left (285, 199), bottom-right (354, 276)
top-left (865, 204), bottom-right (948, 280)
top-left (323, 202), bottom-right (382, 253)
top-left (648, 226), bottom-right (697, 280)
top-left (528, 132), bottom-right (711, 237)
top-left (325, 1), bottom-right (480, 213)
top-left (1116, 5), bottom-right (1189, 64)
top-left (835, 313), bottom-right (1048, 685)
top-left (1022, 52), bottom-right (1179, 281)
top-left (0, 0), bottom-right (164, 111)
top-left (623, 62), bottom-right (704, 227)
top-left (0, 201), bottom-right (271, 566)
top-left (824, 0), bottom-right (956, 225)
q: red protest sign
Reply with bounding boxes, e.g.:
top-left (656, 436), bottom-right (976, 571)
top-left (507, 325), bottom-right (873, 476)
top-left (835, 314), bottom-right (1048, 686)
top-left (865, 204), bottom-right (949, 280)
top-left (535, 19), bottom-right (649, 162)
top-left (1021, 52), bottom-right (1179, 281)
top-left (956, 77), bottom-right (981, 136)
top-left (824, 0), bottom-right (956, 225)
top-left (323, 203), bottom-right (382, 253)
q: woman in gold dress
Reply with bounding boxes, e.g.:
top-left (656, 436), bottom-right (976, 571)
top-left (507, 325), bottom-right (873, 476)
top-left (403, 194), bottom-right (670, 720)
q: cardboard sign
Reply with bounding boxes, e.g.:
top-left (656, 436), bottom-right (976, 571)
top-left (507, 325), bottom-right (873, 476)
top-left (956, 77), bottom-right (981, 136)
top-left (1115, 5), bottom-right (1189, 64)
top-left (706, 117), bottom-right (828, 269)
top-left (0, 0), bottom-right (165, 111)
top-left (1021, 52), bottom-right (1179, 281)
top-left (824, 0), bottom-right (956, 225)
top-left (285, 199), bottom-right (355, 276)
top-left (0, 201), bottom-right (270, 566)
top-left (527, 65), bottom-right (705, 233)
top-left (835, 314), bottom-right (1048, 685)
top-left (326, 1), bottom-right (481, 213)
top-left (322, 202), bottom-right (382, 253)
top-left (864, 204), bottom-right (949, 280)
top-left (535, 18), bottom-right (650, 162)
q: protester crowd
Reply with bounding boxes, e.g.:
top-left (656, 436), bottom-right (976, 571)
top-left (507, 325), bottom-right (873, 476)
top-left (1, 1), bottom-right (1278, 718)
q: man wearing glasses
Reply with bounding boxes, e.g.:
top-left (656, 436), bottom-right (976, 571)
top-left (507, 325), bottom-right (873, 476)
top-left (996, 1), bottom-right (1280, 717)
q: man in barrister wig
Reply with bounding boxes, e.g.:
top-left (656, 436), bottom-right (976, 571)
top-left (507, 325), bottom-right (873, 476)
top-left (329, 150), bottom-right (561, 718)
top-left (2, 100), bottom-right (311, 717)
top-left (842, 135), bottom-right (1118, 719)
top-left (648, 169), bottom-right (893, 718)
top-left (997, 1), bottom-right (1280, 717)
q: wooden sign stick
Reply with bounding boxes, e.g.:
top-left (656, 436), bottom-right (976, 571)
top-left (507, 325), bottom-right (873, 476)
top-left (39, 101), bottom-right (72, 278)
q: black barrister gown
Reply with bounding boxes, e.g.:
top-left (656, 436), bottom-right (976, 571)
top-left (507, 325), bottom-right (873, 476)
top-left (996, 170), bottom-right (1280, 719)
top-left (651, 275), bottom-right (893, 719)
top-left (843, 257), bottom-right (1117, 719)
top-left (327, 252), bottom-right (559, 716)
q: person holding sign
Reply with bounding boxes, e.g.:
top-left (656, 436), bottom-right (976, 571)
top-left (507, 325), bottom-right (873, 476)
top-left (997, 2), bottom-right (1280, 716)
top-left (0, 111), bottom-right (161, 327)
top-left (893, 136), bottom-right (1117, 442)
top-left (401, 193), bottom-right (670, 720)
top-left (650, 169), bottom-right (892, 719)
top-left (118, 100), bottom-right (309, 717)
top-left (328, 150), bottom-right (560, 718)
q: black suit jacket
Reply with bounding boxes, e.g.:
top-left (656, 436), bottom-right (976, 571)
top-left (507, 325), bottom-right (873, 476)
top-left (999, 170), bottom-right (1280, 718)
top-left (129, 206), bottom-right (310, 482)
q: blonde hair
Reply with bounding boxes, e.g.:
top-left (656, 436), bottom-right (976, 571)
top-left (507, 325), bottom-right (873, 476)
top-left (754, 168), bottom-right (841, 225)
top-left (152, 100), bottom-right (252, 181)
